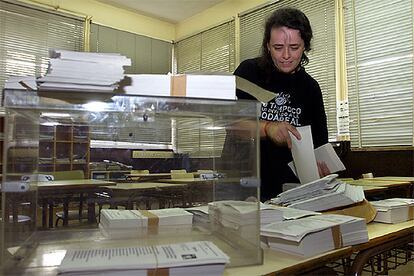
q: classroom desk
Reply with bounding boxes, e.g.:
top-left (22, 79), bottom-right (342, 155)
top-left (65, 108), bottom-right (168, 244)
top-left (156, 178), bottom-right (218, 204)
top-left (351, 220), bottom-right (414, 275)
top-left (102, 182), bottom-right (189, 209)
top-left (5, 216), bottom-right (413, 275)
top-left (224, 246), bottom-right (353, 275)
top-left (126, 173), bottom-right (172, 182)
top-left (361, 185), bottom-right (388, 197)
top-left (156, 177), bottom-right (214, 184)
top-left (371, 176), bottom-right (414, 182)
top-left (37, 179), bottom-right (115, 228)
top-left (346, 179), bottom-right (412, 198)
top-left (369, 176), bottom-right (414, 197)
top-left (225, 220), bottom-right (414, 276)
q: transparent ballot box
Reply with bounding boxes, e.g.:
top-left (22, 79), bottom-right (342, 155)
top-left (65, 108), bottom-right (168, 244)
top-left (1, 90), bottom-right (261, 274)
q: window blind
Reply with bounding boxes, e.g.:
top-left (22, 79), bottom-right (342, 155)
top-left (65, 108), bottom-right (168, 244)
top-left (173, 118), bottom-right (226, 158)
top-left (344, 0), bottom-right (413, 147)
top-left (173, 20), bottom-right (235, 157)
top-left (88, 24), bottom-right (173, 147)
top-left (0, 1), bottom-right (84, 102)
top-left (90, 23), bottom-right (172, 74)
top-left (239, 0), bottom-right (337, 142)
top-left (175, 20), bottom-right (235, 73)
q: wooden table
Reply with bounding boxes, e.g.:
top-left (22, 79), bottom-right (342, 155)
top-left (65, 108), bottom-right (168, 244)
top-left (37, 179), bottom-right (115, 228)
top-left (371, 176), bottom-right (414, 182)
top-left (351, 220), bottom-right (414, 275)
top-left (126, 173), bottom-right (172, 182)
top-left (369, 176), bottom-right (414, 197)
top-left (102, 182), bottom-right (189, 209)
top-left (156, 178), bottom-right (218, 205)
top-left (5, 215), bottom-right (413, 276)
top-left (225, 220), bottom-right (414, 276)
top-left (224, 246), bottom-right (353, 275)
top-left (157, 177), bottom-right (214, 184)
top-left (346, 179), bottom-right (412, 198)
top-left (361, 185), bottom-right (388, 197)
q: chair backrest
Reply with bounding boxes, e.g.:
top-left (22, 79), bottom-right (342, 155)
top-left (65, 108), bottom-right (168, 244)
top-left (170, 169), bottom-right (187, 174)
top-left (130, 169), bottom-right (150, 174)
top-left (21, 174), bottom-right (54, 182)
top-left (197, 169), bottom-right (214, 174)
top-left (51, 170), bottom-right (85, 180)
top-left (171, 173), bottom-right (194, 180)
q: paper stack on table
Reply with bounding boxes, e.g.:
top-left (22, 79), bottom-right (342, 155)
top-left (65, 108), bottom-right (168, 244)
top-left (267, 205), bottom-right (321, 221)
top-left (38, 49), bottom-right (131, 93)
top-left (4, 76), bottom-right (37, 91)
top-left (270, 174), bottom-right (365, 212)
top-left (261, 214), bottom-right (368, 257)
top-left (124, 73), bottom-right (237, 100)
top-left (185, 205), bottom-right (210, 227)
top-left (99, 208), bottom-right (193, 238)
top-left (58, 241), bottom-right (230, 275)
top-left (370, 198), bottom-right (414, 223)
top-left (260, 203), bottom-right (289, 225)
top-left (208, 200), bottom-right (261, 241)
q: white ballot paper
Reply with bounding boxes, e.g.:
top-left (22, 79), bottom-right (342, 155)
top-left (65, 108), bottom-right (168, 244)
top-left (289, 126), bottom-right (319, 184)
top-left (58, 241), bottom-right (229, 275)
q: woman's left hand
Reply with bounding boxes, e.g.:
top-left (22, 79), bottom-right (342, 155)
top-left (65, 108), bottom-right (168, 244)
top-left (317, 161), bottom-right (330, 177)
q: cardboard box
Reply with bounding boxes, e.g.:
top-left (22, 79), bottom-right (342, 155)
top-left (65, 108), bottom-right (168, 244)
top-left (323, 199), bottom-right (377, 223)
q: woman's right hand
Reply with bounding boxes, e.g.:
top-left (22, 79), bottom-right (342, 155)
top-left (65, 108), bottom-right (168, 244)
top-left (264, 121), bottom-right (301, 149)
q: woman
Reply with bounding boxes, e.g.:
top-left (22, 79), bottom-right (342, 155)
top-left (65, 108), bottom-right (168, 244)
top-left (234, 7), bottom-right (329, 201)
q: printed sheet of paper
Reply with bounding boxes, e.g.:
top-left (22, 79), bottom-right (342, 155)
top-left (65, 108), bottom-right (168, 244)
top-left (289, 126), bottom-right (319, 184)
top-left (58, 241), bottom-right (229, 274)
top-left (314, 143), bottom-right (345, 173)
top-left (288, 143), bottom-right (346, 177)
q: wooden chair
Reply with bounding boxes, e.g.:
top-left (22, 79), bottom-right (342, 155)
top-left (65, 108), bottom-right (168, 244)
top-left (53, 170), bottom-right (87, 226)
top-left (50, 170), bottom-right (84, 180)
top-left (130, 169), bottom-right (150, 174)
top-left (171, 173), bottom-right (194, 180)
top-left (170, 169), bottom-right (187, 174)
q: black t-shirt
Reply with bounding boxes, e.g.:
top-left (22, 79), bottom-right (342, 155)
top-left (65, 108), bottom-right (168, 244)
top-left (234, 58), bottom-right (328, 201)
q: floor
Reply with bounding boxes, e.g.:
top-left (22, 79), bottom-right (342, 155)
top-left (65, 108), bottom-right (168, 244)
top-left (328, 245), bottom-right (414, 276)
top-left (387, 260), bottom-right (413, 275)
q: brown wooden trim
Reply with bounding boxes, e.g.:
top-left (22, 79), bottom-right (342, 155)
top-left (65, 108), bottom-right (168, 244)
top-left (351, 146), bottom-right (414, 152)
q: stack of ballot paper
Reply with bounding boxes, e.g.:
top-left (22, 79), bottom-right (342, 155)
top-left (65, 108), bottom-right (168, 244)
top-left (185, 205), bottom-right (210, 226)
top-left (38, 49), bottom-right (131, 93)
top-left (269, 205), bottom-right (321, 221)
top-left (270, 174), bottom-right (365, 212)
top-left (124, 73), bottom-right (236, 100)
top-left (260, 203), bottom-right (287, 225)
top-left (99, 208), bottom-right (193, 238)
top-left (4, 76), bottom-right (37, 91)
top-left (188, 202), bottom-right (319, 227)
top-left (208, 200), bottom-right (259, 226)
top-left (58, 241), bottom-right (229, 275)
top-left (371, 198), bottom-right (414, 224)
top-left (261, 214), bottom-right (368, 257)
top-left (208, 200), bottom-right (261, 241)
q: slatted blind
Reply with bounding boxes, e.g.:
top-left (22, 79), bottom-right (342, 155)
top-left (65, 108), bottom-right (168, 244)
top-left (175, 20), bottom-right (235, 73)
top-left (174, 20), bottom-right (235, 157)
top-left (0, 1), bottom-right (84, 102)
top-left (344, 0), bottom-right (413, 147)
top-left (173, 118), bottom-right (226, 158)
top-left (239, 0), bottom-right (337, 142)
top-left (88, 24), bottom-right (173, 146)
top-left (90, 23), bottom-right (172, 74)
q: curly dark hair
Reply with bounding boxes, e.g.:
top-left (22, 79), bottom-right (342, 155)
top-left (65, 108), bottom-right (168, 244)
top-left (258, 7), bottom-right (313, 75)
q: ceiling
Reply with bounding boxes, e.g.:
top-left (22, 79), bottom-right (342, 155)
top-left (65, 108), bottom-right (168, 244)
top-left (95, 0), bottom-right (226, 23)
